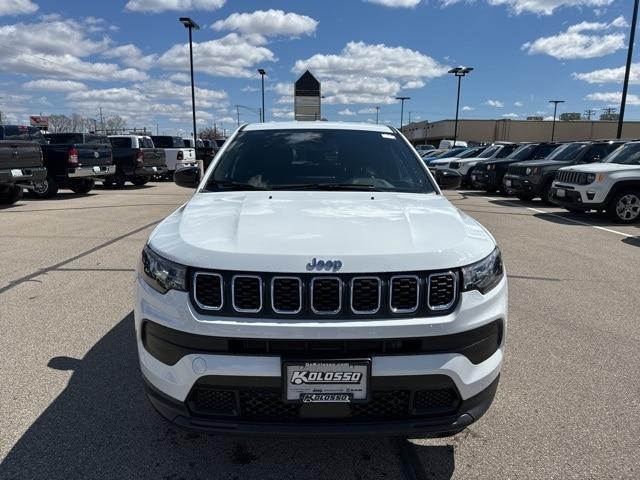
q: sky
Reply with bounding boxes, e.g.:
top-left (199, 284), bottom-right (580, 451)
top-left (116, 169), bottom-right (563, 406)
top-left (0, 0), bottom-right (637, 136)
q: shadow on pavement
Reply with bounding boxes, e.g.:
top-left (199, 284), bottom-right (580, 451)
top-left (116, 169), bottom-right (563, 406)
top-left (2, 312), bottom-right (455, 480)
top-left (622, 236), bottom-right (640, 248)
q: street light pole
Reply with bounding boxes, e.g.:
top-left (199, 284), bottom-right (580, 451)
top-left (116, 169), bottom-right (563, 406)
top-left (396, 97), bottom-right (410, 130)
top-left (180, 17), bottom-right (200, 145)
top-left (258, 69), bottom-right (266, 122)
top-left (448, 66), bottom-right (473, 147)
top-left (549, 100), bottom-right (564, 141)
top-left (618, 0), bottom-right (639, 139)
top-left (375, 106), bottom-right (379, 124)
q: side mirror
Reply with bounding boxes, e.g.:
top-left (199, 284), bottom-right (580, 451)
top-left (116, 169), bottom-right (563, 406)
top-left (174, 166), bottom-right (200, 189)
top-left (435, 169), bottom-right (462, 190)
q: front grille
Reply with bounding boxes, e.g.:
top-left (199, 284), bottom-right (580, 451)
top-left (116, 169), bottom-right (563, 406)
top-left (192, 270), bottom-right (460, 318)
top-left (194, 273), bottom-right (223, 310)
top-left (188, 388), bottom-right (237, 416)
top-left (272, 277), bottom-right (302, 314)
top-left (351, 277), bottom-right (381, 313)
top-left (187, 387), bottom-right (460, 422)
top-left (311, 277), bottom-right (342, 314)
top-left (449, 161), bottom-right (460, 169)
top-left (508, 165), bottom-right (527, 176)
top-left (428, 273), bottom-right (457, 310)
top-left (390, 276), bottom-right (419, 313)
top-left (556, 170), bottom-right (587, 185)
top-left (232, 276), bottom-right (262, 312)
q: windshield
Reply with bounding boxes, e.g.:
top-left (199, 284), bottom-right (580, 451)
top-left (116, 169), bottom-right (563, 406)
top-left (207, 129), bottom-right (436, 193)
top-left (477, 146), bottom-right (500, 158)
top-left (457, 147), bottom-right (484, 158)
top-left (507, 144), bottom-right (536, 160)
top-left (546, 143), bottom-right (588, 162)
top-left (435, 148), bottom-right (465, 159)
top-left (604, 143), bottom-right (640, 165)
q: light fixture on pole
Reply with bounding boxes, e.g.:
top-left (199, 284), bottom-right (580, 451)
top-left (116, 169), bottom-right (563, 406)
top-left (549, 100), bottom-right (564, 142)
top-left (617, 0), bottom-right (639, 139)
top-left (396, 97), bottom-right (410, 130)
top-left (179, 17), bottom-right (200, 146)
top-left (258, 68), bottom-right (266, 122)
top-left (448, 66), bottom-right (473, 147)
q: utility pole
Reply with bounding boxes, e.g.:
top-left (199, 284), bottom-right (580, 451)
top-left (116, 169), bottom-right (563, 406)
top-left (375, 106), bottom-right (379, 124)
top-left (236, 105), bottom-right (240, 127)
top-left (180, 17), bottom-right (200, 146)
top-left (618, 0), bottom-right (639, 138)
top-left (408, 111), bottom-right (412, 124)
top-left (395, 96), bottom-right (410, 130)
top-left (448, 67), bottom-right (473, 147)
top-left (584, 109), bottom-right (597, 120)
top-left (99, 107), bottom-right (105, 134)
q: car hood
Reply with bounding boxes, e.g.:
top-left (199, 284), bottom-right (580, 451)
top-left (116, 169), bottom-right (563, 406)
top-left (456, 156), bottom-right (488, 164)
top-left (149, 191), bottom-right (496, 273)
top-left (510, 159), bottom-right (568, 169)
top-left (559, 163), bottom-right (639, 173)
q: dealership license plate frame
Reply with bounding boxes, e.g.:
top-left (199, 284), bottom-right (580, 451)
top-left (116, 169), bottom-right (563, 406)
top-left (283, 359), bottom-right (371, 404)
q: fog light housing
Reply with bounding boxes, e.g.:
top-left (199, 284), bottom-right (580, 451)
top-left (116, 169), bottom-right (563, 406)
top-left (586, 191), bottom-right (596, 201)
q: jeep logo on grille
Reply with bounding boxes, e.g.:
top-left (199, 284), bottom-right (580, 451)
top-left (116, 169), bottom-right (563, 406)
top-left (306, 258), bottom-right (343, 272)
top-left (290, 371), bottom-right (362, 385)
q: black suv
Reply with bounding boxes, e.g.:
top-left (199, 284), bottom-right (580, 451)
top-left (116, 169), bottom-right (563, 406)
top-left (471, 143), bottom-right (560, 193)
top-left (503, 141), bottom-right (624, 204)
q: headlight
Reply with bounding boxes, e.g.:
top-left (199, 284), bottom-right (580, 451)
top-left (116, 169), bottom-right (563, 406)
top-left (140, 245), bottom-right (188, 294)
top-left (525, 167), bottom-right (532, 175)
top-left (487, 164), bottom-right (495, 171)
top-left (462, 248), bottom-right (504, 294)
top-left (586, 173), bottom-right (596, 184)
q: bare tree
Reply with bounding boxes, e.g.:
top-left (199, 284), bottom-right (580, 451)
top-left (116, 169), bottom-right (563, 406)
top-left (48, 114), bottom-right (73, 133)
top-left (198, 126), bottom-right (223, 140)
top-left (104, 115), bottom-right (126, 134)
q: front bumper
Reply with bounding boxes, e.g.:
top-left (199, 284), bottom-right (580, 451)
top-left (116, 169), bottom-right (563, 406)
top-left (470, 170), bottom-right (497, 190)
top-left (502, 174), bottom-right (542, 196)
top-left (0, 166), bottom-right (47, 186)
top-left (550, 185), bottom-right (605, 210)
top-left (68, 165), bottom-right (116, 178)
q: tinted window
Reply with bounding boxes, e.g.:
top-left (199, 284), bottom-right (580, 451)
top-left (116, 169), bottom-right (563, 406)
top-left (531, 144), bottom-right (559, 159)
top-left (2, 126), bottom-right (45, 143)
top-left (457, 147), bottom-right (484, 158)
top-left (140, 137), bottom-right (154, 148)
top-left (151, 136), bottom-right (173, 148)
top-left (110, 137), bottom-right (131, 148)
top-left (183, 139), bottom-right (193, 148)
top-left (507, 144), bottom-right (536, 160)
top-left (604, 143), bottom-right (640, 165)
top-left (47, 133), bottom-right (83, 144)
top-left (85, 135), bottom-right (109, 145)
top-left (586, 143), bottom-right (622, 163)
top-left (173, 137), bottom-right (185, 148)
top-left (495, 144), bottom-right (518, 158)
top-left (208, 129), bottom-right (436, 193)
top-left (477, 146), bottom-right (500, 158)
top-left (546, 143), bottom-right (588, 162)
top-left (435, 148), bottom-right (466, 159)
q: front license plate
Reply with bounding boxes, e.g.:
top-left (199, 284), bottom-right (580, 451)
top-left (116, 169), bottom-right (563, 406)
top-left (284, 360), bottom-right (369, 403)
top-left (10, 169), bottom-right (23, 177)
top-left (505, 179), bottom-right (512, 187)
top-left (556, 188), bottom-right (566, 198)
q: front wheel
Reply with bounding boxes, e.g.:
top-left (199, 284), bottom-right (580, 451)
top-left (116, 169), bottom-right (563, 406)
top-left (517, 194), bottom-right (535, 202)
top-left (131, 176), bottom-right (149, 186)
top-left (607, 190), bottom-right (640, 224)
top-left (0, 185), bottom-right (23, 205)
top-left (540, 185), bottom-right (554, 206)
top-left (70, 179), bottom-right (95, 195)
top-left (103, 169), bottom-right (126, 189)
top-left (30, 176), bottom-right (59, 199)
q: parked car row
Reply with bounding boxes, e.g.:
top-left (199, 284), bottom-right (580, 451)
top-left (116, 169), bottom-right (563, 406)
top-left (422, 140), bottom-right (640, 224)
top-left (0, 125), bottom-right (226, 204)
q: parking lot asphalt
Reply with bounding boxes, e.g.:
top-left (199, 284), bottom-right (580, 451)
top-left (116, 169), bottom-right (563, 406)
top-left (1, 183), bottom-right (639, 480)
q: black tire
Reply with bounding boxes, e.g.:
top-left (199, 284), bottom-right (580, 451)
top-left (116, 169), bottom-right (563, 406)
top-left (540, 185), bottom-right (553, 206)
top-left (607, 190), bottom-right (640, 224)
top-left (485, 186), bottom-right (498, 193)
top-left (131, 176), bottom-right (149, 186)
top-left (567, 207), bottom-right (586, 214)
top-left (70, 179), bottom-right (95, 195)
top-left (30, 176), bottom-right (59, 199)
top-left (517, 194), bottom-right (535, 201)
top-left (103, 169), bottom-right (126, 189)
top-left (0, 185), bottom-right (23, 205)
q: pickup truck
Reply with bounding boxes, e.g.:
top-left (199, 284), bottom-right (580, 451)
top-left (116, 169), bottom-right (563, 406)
top-left (106, 135), bottom-right (167, 188)
top-left (0, 125), bottom-right (47, 205)
top-left (30, 133), bottom-right (115, 198)
top-left (184, 138), bottom-right (215, 170)
top-left (150, 136), bottom-right (197, 179)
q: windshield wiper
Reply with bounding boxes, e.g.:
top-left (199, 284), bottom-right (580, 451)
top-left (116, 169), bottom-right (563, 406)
top-left (208, 180), bottom-right (265, 191)
top-left (274, 183), bottom-right (382, 191)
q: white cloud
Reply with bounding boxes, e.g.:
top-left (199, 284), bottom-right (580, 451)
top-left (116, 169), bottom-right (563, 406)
top-left (444, 0), bottom-right (615, 16)
top-left (168, 72), bottom-right (191, 83)
top-left (364, 0), bottom-right (422, 7)
top-left (0, 0), bottom-right (38, 16)
top-left (23, 79), bottom-right (87, 91)
top-left (486, 99), bottom-right (504, 107)
top-left (502, 112), bottom-right (519, 118)
top-left (573, 63), bottom-right (640, 85)
top-left (241, 85), bottom-right (259, 92)
top-left (358, 107), bottom-right (378, 114)
top-left (338, 108), bottom-right (357, 116)
top-left (522, 17), bottom-right (626, 59)
top-left (213, 10), bottom-right (318, 38)
top-left (157, 33), bottom-right (275, 78)
top-left (125, 0), bottom-right (225, 13)
top-left (102, 44), bottom-right (158, 70)
top-left (514, 101), bottom-right (524, 107)
top-left (585, 91), bottom-right (640, 105)
top-left (293, 41), bottom-right (448, 104)
top-left (462, 105), bottom-right (474, 111)
top-left (271, 108), bottom-right (294, 119)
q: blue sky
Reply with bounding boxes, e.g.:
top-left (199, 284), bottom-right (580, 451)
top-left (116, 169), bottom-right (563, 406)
top-left (0, 0), bottom-right (637, 135)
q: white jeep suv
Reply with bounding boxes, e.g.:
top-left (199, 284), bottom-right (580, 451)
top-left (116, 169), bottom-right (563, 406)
top-left (551, 141), bottom-right (640, 223)
top-left (135, 122), bottom-right (507, 436)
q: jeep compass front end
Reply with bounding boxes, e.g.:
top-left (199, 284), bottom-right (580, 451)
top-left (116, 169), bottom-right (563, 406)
top-left (135, 122), bottom-right (507, 437)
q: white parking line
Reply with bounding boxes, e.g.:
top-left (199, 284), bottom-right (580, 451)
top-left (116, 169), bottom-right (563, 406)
top-left (482, 197), bottom-right (634, 239)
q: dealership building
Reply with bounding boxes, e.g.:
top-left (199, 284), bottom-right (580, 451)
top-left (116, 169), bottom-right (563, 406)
top-left (400, 119), bottom-right (640, 146)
